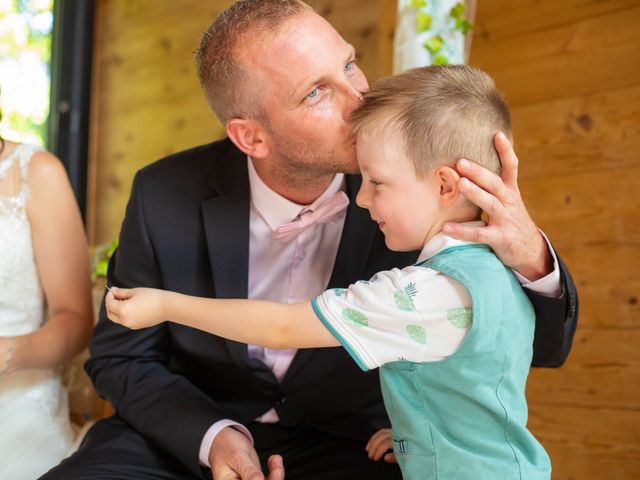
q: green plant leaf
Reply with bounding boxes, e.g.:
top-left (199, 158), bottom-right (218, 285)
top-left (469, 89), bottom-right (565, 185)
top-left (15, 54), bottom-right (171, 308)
top-left (410, 0), bottom-right (427, 9)
top-left (406, 324), bottom-right (427, 344)
top-left (447, 307), bottom-right (472, 328)
top-left (416, 11), bottom-right (432, 32)
top-left (394, 290), bottom-right (415, 311)
top-left (455, 19), bottom-right (473, 34)
top-left (433, 54), bottom-right (449, 65)
top-left (450, 2), bottom-right (465, 21)
top-left (423, 35), bottom-right (443, 54)
top-left (342, 308), bottom-right (369, 327)
top-left (404, 282), bottom-right (417, 299)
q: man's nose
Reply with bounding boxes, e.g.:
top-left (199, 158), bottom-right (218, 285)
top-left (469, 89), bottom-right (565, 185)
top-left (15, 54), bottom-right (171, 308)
top-left (341, 83), bottom-right (364, 120)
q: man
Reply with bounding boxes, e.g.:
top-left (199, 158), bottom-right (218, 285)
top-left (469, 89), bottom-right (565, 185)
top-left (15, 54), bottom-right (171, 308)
top-left (43, 1), bottom-right (577, 479)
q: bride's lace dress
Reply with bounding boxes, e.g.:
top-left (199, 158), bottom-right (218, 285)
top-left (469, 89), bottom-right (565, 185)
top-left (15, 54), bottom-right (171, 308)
top-left (0, 144), bottom-right (74, 479)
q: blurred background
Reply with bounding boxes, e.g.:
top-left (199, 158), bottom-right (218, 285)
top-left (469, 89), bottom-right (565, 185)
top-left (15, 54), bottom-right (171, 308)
top-left (1, 1), bottom-right (638, 478)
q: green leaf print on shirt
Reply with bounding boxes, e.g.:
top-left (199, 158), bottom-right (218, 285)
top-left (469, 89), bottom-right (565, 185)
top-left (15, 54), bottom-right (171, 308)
top-left (394, 282), bottom-right (418, 311)
top-left (406, 324), bottom-right (427, 344)
top-left (334, 288), bottom-right (347, 297)
top-left (447, 307), bottom-right (472, 328)
top-left (342, 308), bottom-right (368, 327)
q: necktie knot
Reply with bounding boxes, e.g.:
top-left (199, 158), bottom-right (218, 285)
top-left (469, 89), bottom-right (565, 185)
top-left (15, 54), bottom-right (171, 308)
top-left (274, 191), bottom-right (349, 243)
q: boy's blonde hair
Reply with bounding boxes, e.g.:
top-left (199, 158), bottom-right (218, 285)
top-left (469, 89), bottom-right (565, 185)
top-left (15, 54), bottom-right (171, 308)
top-left (351, 65), bottom-right (511, 177)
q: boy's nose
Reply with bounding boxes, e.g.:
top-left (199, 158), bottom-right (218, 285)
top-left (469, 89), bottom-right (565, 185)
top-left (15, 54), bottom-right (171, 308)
top-left (355, 184), bottom-right (369, 208)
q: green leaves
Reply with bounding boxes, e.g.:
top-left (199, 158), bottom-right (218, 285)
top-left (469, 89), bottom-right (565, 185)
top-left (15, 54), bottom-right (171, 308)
top-left (406, 324), bottom-right (427, 344)
top-left (410, 0), bottom-right (427, 8)
top-left (394, 282), bottom-right (418, 311)
top-left (449, 2), bottom-right (465, 21)
top-left (416, 11), bottom-right (433, 32)
top-left (447, 307), bottom-right (472, 328)
top-left (433, 54), bottom-right (449, 65)
top-left (91, 239), bottom-right (119, 283)
top-left (342, 308), bottom-right (369, 327)
top-left (423, 35), bottom-right (444, 54)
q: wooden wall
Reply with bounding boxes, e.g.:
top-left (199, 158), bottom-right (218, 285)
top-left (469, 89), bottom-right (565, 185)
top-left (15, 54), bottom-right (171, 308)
top-left (467, 1), bottom-right (640, 479)
top-left (87, 0), bottom-right (380, 245)
top-left (87, 1), bottom-right (639, 478)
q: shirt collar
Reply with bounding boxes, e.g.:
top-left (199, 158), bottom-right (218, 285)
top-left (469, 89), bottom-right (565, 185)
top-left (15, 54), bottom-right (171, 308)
top-left (247, 157), bottom-right (346, 232)
top-left (417, 221), bottom-right (487, 263)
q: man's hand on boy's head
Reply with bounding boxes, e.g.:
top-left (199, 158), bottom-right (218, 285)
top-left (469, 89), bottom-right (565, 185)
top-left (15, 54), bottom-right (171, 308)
top-left (443, 132), bottom-right (553, 281)
top-left (105, 287), bottom-right (168, 330)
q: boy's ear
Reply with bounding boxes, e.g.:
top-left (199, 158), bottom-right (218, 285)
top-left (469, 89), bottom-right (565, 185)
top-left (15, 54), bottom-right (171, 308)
top-left (436, 166), bottom-right (462, 206)
top-left (226, 118), bottom-right (270, 159)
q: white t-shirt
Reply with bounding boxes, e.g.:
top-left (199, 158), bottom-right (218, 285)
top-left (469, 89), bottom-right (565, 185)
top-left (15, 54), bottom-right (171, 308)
top-left (313, 233), bottom-right (477, 371)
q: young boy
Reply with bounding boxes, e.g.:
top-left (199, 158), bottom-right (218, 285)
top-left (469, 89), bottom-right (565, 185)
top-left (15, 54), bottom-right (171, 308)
top-left (106, 65), bottom-right (551, 480)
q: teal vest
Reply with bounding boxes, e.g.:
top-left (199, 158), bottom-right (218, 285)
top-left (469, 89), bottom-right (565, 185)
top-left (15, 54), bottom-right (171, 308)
top-left (380, 245), bottom-right (551, 479)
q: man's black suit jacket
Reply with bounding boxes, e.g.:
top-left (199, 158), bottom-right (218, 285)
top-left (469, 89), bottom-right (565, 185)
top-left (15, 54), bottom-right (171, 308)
top-left (87, 139), bottom-right (578, 477)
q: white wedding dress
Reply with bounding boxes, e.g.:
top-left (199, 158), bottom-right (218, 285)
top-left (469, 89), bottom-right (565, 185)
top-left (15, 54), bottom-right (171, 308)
top-left (0, 144), bottom-right (74, 479)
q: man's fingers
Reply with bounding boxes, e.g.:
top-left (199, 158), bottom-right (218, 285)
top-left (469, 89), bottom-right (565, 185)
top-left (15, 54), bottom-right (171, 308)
top-left (493, 132), bottom-right (519, 188)
top-left (459, 178), bottom-right (503, 217)
top-left (457, 159), bottom-right (509, 204)
top-left (442, 222), bottom-right (496, 245)
top-left (266, 455), bottom-right (285, 480)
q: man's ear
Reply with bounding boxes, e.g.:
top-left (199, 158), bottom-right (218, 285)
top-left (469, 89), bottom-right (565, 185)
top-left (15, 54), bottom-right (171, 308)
top-left (226, 118), bottom-right (270, 159)
top-left (436, 166), bottom-right (462, 206)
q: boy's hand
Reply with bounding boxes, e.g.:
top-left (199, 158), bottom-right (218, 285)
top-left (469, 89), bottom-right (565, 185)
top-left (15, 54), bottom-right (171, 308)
top-left (105, 287), bottom-right (167, 329)
top-left (366, 428), bottom-right (396, 463)
top-left (444, 132), bottom-right (553, 281)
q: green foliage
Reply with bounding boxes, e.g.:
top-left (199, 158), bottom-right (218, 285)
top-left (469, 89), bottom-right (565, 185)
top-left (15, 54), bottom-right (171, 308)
top-left (416, 11), bottom-right (433, 32)
top-left (449, 2), bottom-right (465, 21)
top-left (433, 54), bottom-right (449, 65)
top-left (91, 239), bottom-right (119, 283)
top-left (447, 307), bottom-right (472, 328)
top-left (406, 324), bottom-right (427, 344)
top-left (423, 35), bottom-right (444, 54)
top-left (412, 0), bottom-right (473, 65)
top-left (394, 283), bottom-right (418, 312)
top-left (0, 0), bottom-right (53, 146)
top-left (342, 308), bottom-right (369, 327)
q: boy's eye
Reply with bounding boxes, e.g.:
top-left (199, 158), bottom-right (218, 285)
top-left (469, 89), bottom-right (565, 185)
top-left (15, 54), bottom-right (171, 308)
top-left (369, 179), bottom-right (382, 186)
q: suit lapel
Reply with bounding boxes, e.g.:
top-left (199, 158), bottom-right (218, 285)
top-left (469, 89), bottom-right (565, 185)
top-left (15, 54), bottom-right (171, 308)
top-left (200, 145), bottom-right (274, 382)
top-left (283, 174), bottom-right (378, 381)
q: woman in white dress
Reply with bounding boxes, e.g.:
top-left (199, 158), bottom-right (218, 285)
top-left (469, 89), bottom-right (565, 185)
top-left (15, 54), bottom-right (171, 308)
top-left (0, 135), bottom-right (93, 479)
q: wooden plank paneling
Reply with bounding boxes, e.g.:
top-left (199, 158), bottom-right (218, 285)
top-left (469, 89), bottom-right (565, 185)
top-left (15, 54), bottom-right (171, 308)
top-left (471, 5), bottom-right (640, 106)
top-left (473, 0), bottom-right (640, 41)
top-left (528, 404), bottom-right (640, 480)
top-left (467, 0), bottom-right (640, 477)
top-left (511, 84), bottom-right (640, 180)
top-left (550, 245), bottom-right (640, 329)
top-left (519, 166), bottom-right (640, 245)
top-left (527, 329), bottom-right (640, 409)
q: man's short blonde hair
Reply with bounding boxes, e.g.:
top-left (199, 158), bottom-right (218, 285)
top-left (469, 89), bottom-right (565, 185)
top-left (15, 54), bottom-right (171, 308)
top-left (195, 0), bottom-right (312, 124)
top-left (351, 65), bottom-right (511, 177)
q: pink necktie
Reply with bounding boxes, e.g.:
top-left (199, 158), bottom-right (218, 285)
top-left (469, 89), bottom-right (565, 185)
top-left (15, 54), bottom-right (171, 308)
top-left (274, 191), bottom-right (349, 243)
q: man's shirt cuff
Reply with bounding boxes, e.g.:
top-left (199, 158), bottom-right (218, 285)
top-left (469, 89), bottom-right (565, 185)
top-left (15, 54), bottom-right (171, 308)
top-left (514, 229), bottom-right (563, 298)
top-left (199, 419), bottom-right (254, 467)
